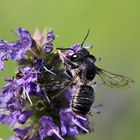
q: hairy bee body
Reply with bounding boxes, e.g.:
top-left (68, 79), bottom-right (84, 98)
top-left (79, 58), bottom-right (97, 83)
top-left (67, 49), bottom-right (97, 115)
top-left (71, 85), bottom-right (95, 115)
top-left (57, 42), bottom-right (133, 115)
top-left (58, 48), bottom-right (97, 115)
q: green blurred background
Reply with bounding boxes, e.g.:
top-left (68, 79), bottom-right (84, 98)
top-left (0, 0), bottom-right (139, 139)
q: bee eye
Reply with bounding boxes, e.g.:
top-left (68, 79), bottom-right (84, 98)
top-left (70, 54), bottom-right (79, 61)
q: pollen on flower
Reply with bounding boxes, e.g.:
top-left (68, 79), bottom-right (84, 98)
top-left (0, 27), bottom-right (96, 140)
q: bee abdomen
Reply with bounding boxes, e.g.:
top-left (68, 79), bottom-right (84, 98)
top-left (71, 85), bottom-right (95, 115)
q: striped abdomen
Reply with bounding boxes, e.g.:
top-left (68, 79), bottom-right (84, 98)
top-left (71, 85), bottom-right (95, 115)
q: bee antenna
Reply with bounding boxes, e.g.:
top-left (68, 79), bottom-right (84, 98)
top-left (81, 28), bottom-right (90, 48)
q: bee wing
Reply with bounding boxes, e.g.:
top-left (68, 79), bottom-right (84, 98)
top-left (96, 67), bottom-right (134, 88)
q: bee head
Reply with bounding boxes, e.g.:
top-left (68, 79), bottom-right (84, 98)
top-left (57, 43), bottom-right (96, 69)
top-left (69, 48), bottom-right (96, 64)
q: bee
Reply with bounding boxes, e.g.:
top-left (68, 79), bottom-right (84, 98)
top-left (54, 30), bottom-right (134, 115)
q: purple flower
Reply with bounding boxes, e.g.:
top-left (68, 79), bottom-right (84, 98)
top-left (12, 27), bottom-right (32, 60)
top-left (0, 100), bottom-right (29, 127)
top-left (71, 44), bottom-right (81, 51)
top-left (18, 110), bottom-right (32, 124)
top-left (16, 66), bottom-right (40, 105)
top-left (0, 57), bottom-right (4, 70)
top-left (0, 109), bottom-right (32, 128)
top-left (60, 108), bottom-right (88, 136)
top-left (8, 126), bottom-right (40, 140)
top-left (7, 102), bottom-right (25, 112)
top-left (0, 92), bottom-right (14, 107)
top-left (32, 28), bottom-right (55, 54)
top-left (0, 27), bottom-right (95, 140)
top-left (65, 44), bottom-right (81, 57)
top-left (34, 58), bottom-right (46, 71)
top-left (34, 57), bottom-right (56, 75)
top-left (1, 67), bottom-right (39, 106)
top-left (39, 116), bottom-right (64, 140)
top-left (0, 27), bottom-right (32, 70)
top-left (17, 67), bottom-right (38, 85)
top-left (0, 111), bottom-right (20, 127)
top-left (14, 126), bottom-right (33, 139)
top-left (0, 41), bottom-right (13, 70)
top-left (0, 78), bottom-right (19, 106)
top-left (43, 42), bottom-right (53, 53)
top-left (47, 31), bottom-right (55, 42)
top-left (2, 78), bottom-right (19, 94)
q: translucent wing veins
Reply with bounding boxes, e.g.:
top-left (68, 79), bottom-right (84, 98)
top-left (96, 67), bottom-right (134, 88)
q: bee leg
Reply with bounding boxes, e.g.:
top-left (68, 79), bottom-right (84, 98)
top-left (65, 69), bottom-right (73, 78)
top-left (51, 74), bottom-right (78, 100)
